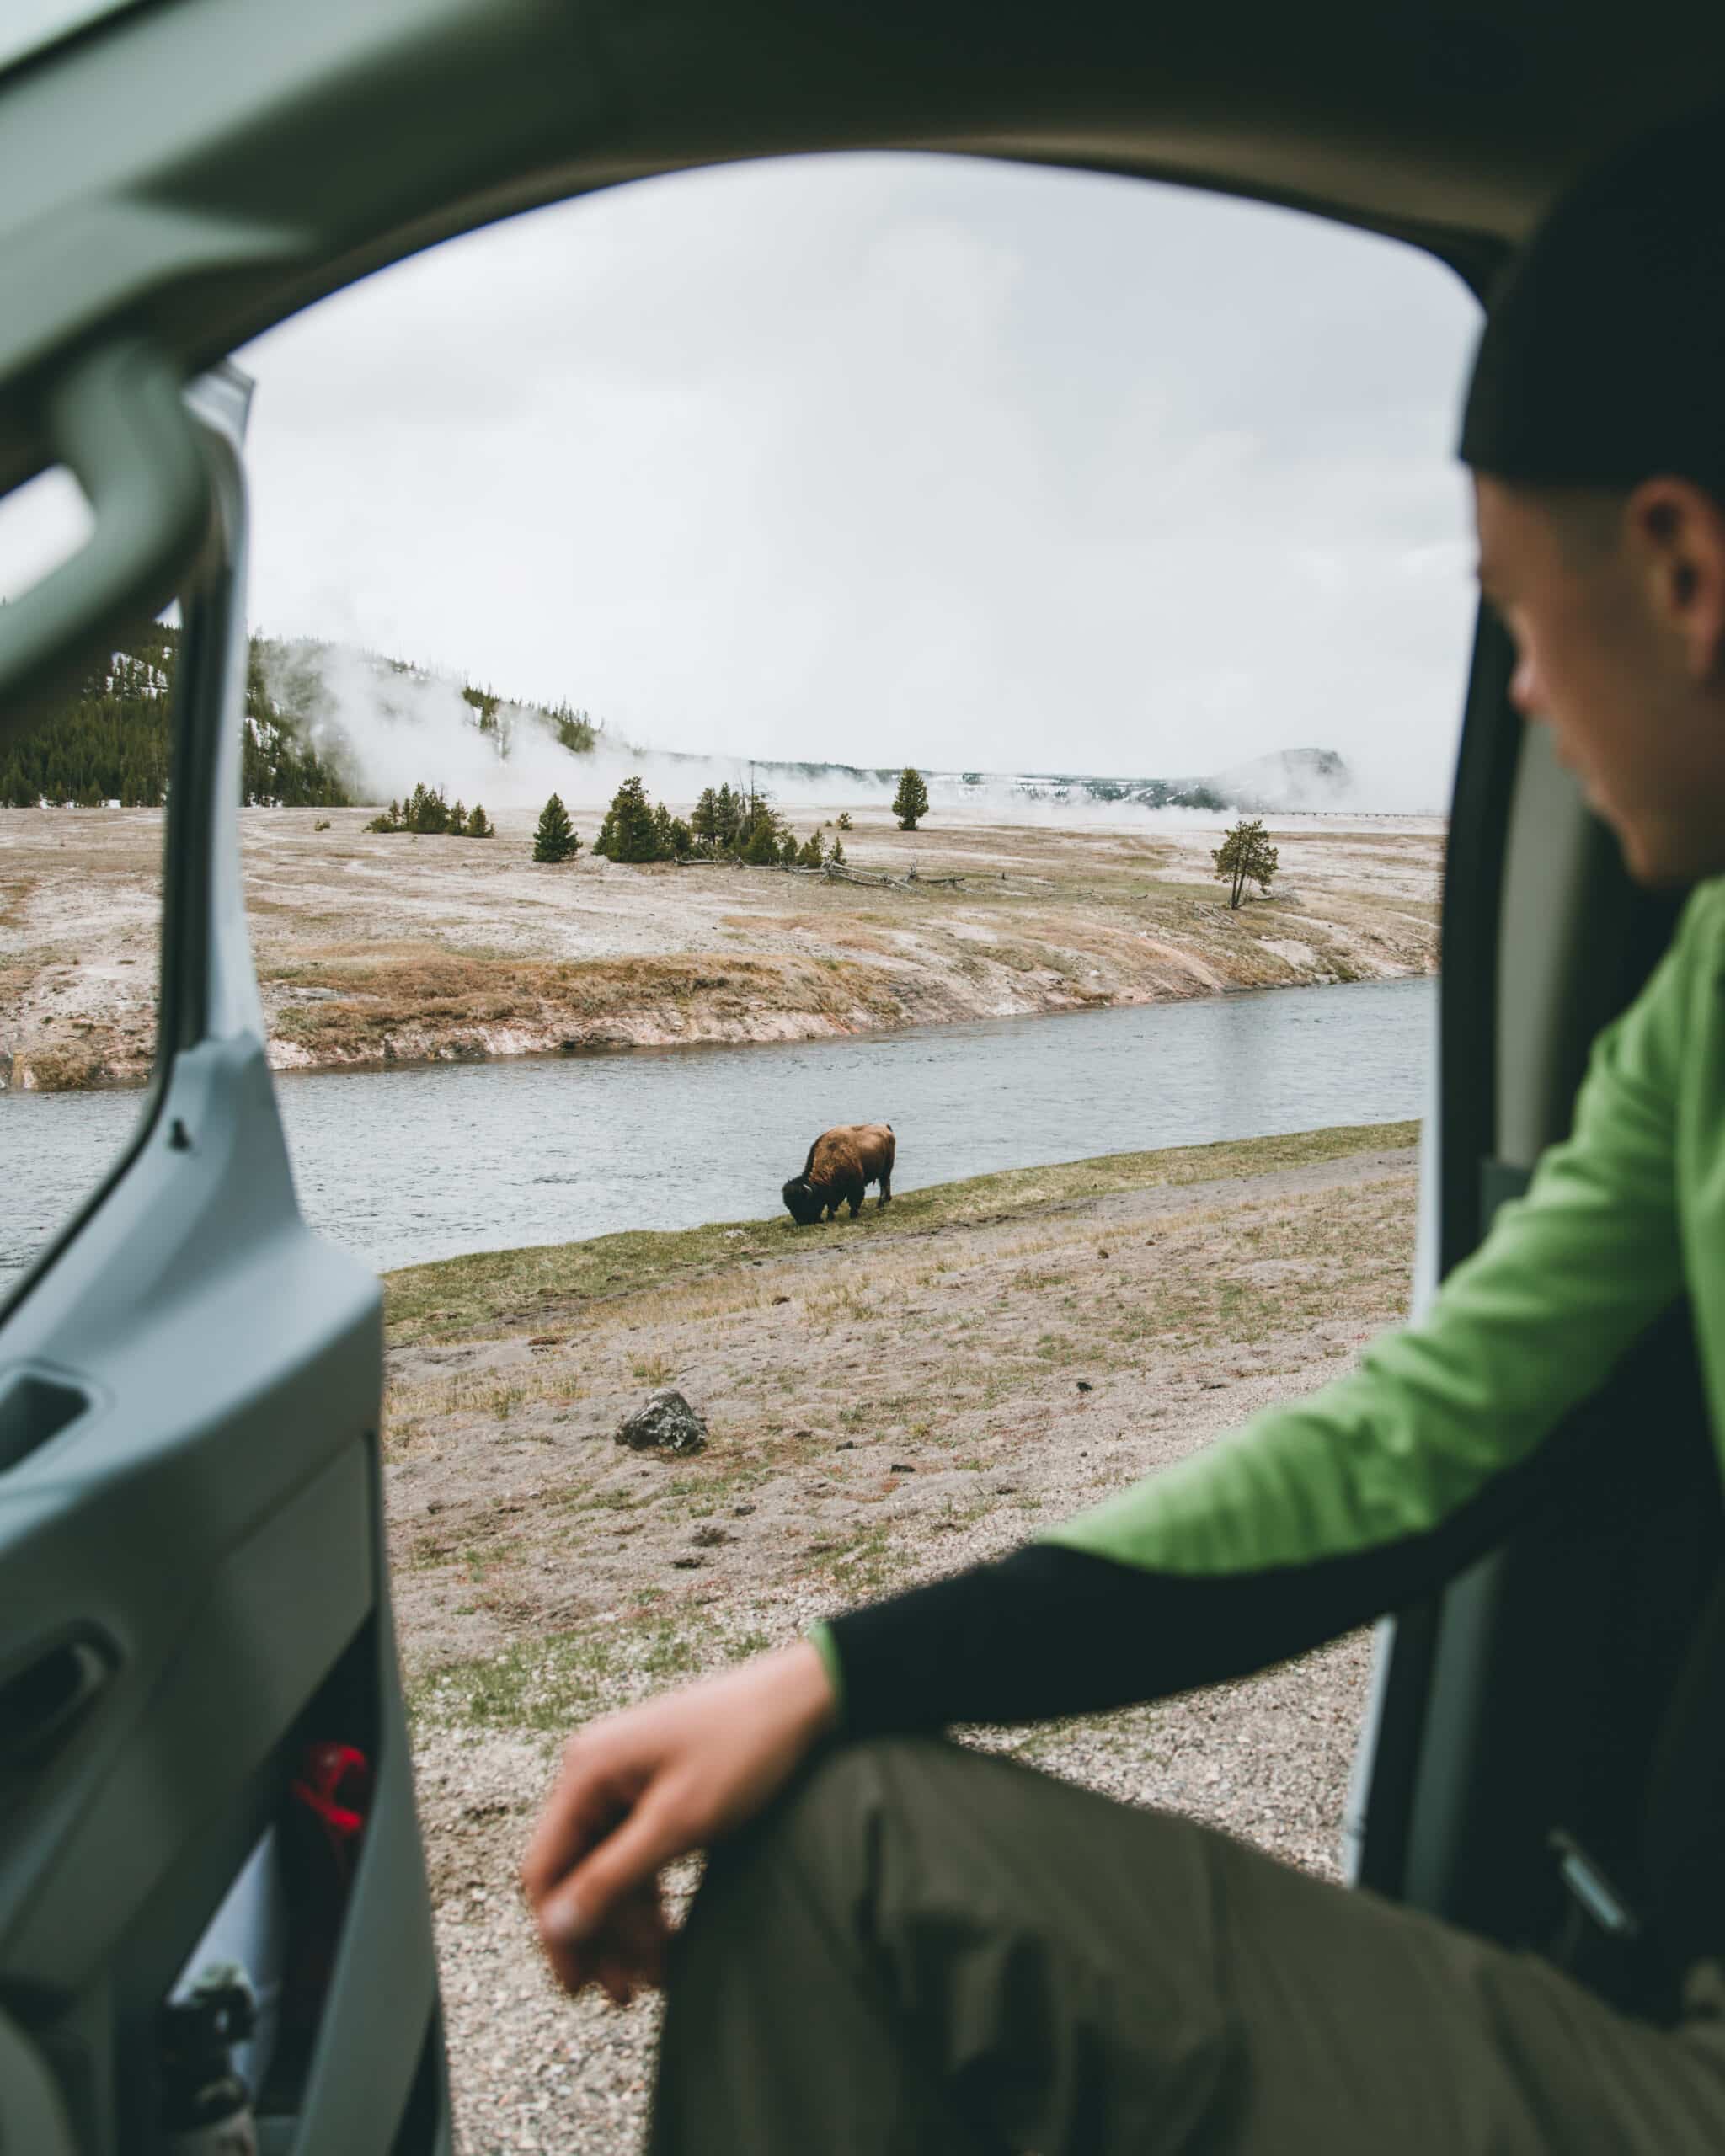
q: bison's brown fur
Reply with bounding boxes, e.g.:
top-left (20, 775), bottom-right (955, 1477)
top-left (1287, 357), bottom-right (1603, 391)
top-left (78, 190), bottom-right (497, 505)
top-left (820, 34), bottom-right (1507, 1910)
top-left (782, 1123), bottom-right (895, 1224)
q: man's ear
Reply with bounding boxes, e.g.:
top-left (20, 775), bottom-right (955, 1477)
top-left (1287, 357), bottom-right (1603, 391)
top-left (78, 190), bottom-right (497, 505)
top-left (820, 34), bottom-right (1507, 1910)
top-left (1627, 476), bottom-right (1725, 682)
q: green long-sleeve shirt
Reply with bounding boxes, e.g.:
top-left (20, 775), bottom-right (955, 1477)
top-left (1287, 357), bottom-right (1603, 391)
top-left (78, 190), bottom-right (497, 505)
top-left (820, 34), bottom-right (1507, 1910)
top-left (817, 878), bottom-right (1722, 1732)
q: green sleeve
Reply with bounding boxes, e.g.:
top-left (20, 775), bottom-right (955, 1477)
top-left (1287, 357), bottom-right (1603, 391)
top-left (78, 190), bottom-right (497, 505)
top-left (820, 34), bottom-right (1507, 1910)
top-left (1044, 886), bottom-right (1708, 1581)
top-left (807, 1620), bottom-right (846, 1717)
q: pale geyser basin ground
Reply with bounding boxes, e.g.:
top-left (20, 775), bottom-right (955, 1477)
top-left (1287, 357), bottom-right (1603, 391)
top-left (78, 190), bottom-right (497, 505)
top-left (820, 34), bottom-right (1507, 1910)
top-left (0, 805), bottom-right (1441, 1090)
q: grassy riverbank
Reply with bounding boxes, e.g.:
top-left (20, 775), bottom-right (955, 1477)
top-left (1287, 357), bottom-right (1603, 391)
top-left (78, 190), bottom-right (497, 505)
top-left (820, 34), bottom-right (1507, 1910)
top-left (399, 1117), bottom-right (1422, 2150)
top-left (0, 804), bottom-right (1441, 1088)
top-left (384, 1117), bottom-right (1422, 1346)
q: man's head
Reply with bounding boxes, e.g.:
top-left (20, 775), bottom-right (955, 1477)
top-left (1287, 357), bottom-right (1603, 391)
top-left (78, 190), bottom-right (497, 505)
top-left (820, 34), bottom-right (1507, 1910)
top-left (1461, 109), bottom-right (1725, 885)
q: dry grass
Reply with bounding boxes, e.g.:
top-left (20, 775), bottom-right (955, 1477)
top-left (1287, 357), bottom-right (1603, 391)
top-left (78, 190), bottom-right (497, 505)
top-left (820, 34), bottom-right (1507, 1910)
top-left (265, 945), bottom-right (905, 1059)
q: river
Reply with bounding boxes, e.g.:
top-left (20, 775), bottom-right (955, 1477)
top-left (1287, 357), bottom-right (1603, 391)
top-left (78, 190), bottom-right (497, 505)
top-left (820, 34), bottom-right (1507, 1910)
top-left (2, 975), bottom-right (1432, 1289)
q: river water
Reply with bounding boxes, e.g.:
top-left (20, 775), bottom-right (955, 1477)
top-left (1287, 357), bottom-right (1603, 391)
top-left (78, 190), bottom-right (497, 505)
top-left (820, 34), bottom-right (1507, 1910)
top-left (2, 976), bottom-right (1432, 1288)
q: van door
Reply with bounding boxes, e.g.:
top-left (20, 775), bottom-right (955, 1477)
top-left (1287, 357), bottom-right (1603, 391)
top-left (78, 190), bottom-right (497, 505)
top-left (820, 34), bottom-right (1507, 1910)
top-left (1351, 607), bottom-right (1720, 1969)
top-left (0, 360), bottom-right (449, 2149)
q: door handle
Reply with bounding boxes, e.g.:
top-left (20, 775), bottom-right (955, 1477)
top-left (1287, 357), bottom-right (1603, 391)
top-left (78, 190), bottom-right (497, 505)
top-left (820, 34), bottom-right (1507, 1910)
top-left (0, 1635), bottom-right (113, 1766)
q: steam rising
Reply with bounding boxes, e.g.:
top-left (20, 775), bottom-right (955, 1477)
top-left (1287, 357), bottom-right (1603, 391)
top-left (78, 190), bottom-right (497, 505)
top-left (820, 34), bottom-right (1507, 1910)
top-left (262, 639), bottom-right (1445, 825)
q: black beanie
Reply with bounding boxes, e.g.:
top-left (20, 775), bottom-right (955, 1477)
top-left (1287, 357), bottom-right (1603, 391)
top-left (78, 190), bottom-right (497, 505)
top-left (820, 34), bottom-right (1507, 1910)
top-left (1460, 106), bottom-right (1725, 497)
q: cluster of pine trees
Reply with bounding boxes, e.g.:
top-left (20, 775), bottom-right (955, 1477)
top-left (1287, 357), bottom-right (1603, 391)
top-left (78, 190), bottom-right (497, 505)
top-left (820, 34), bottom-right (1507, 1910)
top-left (687, 782), bottom-right (846, 867)
top-left (595, 776), bottom-right (694, 862)
top-left (366, 783), bottom-right (493, 837)
top-left (530, 776), bottom-right (853, 871)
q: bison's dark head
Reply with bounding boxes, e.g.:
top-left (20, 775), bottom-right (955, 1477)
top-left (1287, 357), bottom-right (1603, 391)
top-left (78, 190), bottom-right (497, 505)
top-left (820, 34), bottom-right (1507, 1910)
top-left (782, 1177), bottom-right (824, 1225)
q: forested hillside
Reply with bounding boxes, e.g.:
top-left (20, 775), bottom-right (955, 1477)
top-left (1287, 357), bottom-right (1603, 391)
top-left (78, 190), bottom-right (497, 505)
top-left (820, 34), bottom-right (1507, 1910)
top-left (0, 627), bottom-right (598, 808)
top-left (0, 623), bottom-right (348, 807)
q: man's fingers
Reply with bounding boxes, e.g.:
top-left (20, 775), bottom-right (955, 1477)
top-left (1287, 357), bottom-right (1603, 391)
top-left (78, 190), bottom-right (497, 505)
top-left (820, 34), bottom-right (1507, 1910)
top-left (538, 1784), bottom-right (692, 1950)
top-left (520, 1746), bottom-right (640, 1909)
top-left (536, 1881), bottom-right (668, 2001)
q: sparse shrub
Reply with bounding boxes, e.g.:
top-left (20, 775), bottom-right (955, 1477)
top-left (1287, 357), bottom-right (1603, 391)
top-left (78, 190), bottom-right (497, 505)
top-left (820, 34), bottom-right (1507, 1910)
top-left (836, 810), bottom-right (853, 831)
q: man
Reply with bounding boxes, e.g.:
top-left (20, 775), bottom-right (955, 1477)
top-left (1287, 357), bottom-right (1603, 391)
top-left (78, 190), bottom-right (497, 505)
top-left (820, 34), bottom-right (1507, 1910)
top-left (522, 109), bottom-right (1725, 2150)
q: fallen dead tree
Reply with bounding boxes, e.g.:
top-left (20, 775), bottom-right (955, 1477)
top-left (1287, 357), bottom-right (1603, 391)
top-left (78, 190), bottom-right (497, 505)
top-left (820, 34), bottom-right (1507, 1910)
top-left (670, 856), bottom-right (996, 892)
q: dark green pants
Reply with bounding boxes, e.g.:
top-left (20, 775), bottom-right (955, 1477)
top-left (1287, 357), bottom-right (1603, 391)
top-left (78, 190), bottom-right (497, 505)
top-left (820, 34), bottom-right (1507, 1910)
top-left (649, 1737), bottom-right (1725, 2153)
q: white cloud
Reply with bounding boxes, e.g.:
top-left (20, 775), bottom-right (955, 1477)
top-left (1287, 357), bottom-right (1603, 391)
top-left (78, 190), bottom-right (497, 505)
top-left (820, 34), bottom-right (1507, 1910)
top-left (238, 152), bottom-right (1482, 808)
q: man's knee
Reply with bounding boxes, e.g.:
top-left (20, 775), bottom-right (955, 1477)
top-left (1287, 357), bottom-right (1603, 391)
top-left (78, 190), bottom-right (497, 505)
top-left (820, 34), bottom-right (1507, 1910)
top-left (713, 1733), bottom-right (954, 1897)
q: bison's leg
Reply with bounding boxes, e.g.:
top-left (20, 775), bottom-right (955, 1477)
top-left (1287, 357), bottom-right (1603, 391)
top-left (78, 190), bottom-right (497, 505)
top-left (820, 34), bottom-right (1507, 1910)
top-left (878, 1166), bottom-right (893, 1206)
top-left (846, 1178), bottom-right (865, 1218)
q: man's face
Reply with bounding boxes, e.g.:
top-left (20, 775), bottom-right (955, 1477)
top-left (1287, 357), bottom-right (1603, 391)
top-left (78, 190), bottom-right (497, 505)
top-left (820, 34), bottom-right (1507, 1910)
top-left (1472, 472), bottom-right (1725, 886)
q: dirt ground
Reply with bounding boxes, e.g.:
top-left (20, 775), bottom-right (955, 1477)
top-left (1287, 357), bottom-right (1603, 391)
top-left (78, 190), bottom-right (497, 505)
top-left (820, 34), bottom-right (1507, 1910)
top-left (392, 1120), bottom-right (1420, 2153)
top-left (0, 804), bottom-right (1441, 1088)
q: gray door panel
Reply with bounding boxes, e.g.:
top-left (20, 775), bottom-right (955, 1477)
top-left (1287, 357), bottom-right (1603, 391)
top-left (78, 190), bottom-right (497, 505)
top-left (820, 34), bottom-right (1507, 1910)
top-left (0, 375), bottom-right (446, 2146)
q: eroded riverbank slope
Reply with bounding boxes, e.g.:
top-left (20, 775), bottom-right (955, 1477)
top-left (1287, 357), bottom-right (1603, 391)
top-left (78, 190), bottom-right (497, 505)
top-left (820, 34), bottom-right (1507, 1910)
top-left (0, 804), bottom-right (1440, 1088)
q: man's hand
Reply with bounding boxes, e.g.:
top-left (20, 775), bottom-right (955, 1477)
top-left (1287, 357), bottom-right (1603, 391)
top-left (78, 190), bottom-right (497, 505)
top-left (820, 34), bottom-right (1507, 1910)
top-left (520, 1640), bottom-right (839, 2004)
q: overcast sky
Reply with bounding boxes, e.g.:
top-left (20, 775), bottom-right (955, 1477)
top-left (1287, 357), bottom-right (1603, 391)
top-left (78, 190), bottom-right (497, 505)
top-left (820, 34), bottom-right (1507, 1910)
top-left (7, 152), bottom-right (1485, 806)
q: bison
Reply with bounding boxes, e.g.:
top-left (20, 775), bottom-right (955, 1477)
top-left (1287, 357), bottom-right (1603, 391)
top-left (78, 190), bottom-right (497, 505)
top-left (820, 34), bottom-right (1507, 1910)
top-left (782, 1123), bottom-right (895, 1225)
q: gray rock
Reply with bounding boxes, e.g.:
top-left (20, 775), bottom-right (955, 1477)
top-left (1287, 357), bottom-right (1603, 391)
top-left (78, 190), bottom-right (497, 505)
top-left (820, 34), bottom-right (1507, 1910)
top-left (615, 1387), bottom-right (708, 1456)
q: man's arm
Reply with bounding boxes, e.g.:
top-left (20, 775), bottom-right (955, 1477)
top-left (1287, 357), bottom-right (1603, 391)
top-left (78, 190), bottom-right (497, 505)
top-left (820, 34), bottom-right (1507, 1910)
top-left (818, 886), bottom-right (1709, 1735)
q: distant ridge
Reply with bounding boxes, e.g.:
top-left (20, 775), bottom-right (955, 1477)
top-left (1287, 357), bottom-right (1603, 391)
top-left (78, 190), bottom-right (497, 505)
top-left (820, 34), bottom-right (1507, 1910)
top-left (635, 743), bottom-right (1356, 814)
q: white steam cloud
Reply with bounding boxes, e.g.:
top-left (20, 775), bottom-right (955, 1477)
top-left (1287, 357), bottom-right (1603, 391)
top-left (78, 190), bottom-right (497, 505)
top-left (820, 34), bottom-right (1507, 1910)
top-left (264, 640), bottom-right (1447, 828)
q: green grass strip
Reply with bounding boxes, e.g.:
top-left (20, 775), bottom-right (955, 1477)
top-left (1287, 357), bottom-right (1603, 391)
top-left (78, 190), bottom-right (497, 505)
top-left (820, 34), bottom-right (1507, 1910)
top-left (383, 1118), bottom-right (1418, 1348)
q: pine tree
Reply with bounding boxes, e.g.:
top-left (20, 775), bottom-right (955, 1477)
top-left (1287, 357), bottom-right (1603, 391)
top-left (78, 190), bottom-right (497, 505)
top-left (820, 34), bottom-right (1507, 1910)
top-left (1210, 818), bottom-right (1279, 909)
top-left (741, 806), bottom-right (782, 866)
top-left (713, 783), bottom-right (742, 850)
top-left (692, 787), bottom-right (719, 842)
top-left (405, 781), bottom-right (453, 835)
top-left (830, 838), bottom-right (846, 866)
top-left (595, 776), bottom-right (659, 863)
top-left (467, 803), bottom-right (493, 837)
top-left (778, 829), bottom-right (798, 866)
top-left (651, 801), bottom-right (676, 860)
top-left (533, 792), bottom-right (578, 862)
top-left (892, 767), bottom-right (930, 830)
top-left (797, 830), bottom-right (825, 867)
top-left (669, 816), bottom-right (694, 857)
top-left (448, 799), bottom-right (467, 836)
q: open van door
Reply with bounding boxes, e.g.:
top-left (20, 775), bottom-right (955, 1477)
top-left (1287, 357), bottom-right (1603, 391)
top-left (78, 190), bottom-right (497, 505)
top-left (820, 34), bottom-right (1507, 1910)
top-left (0, 356), bottom-right (448, 2148)
top-left (1350, 602), bottom-right (1722, 1970)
